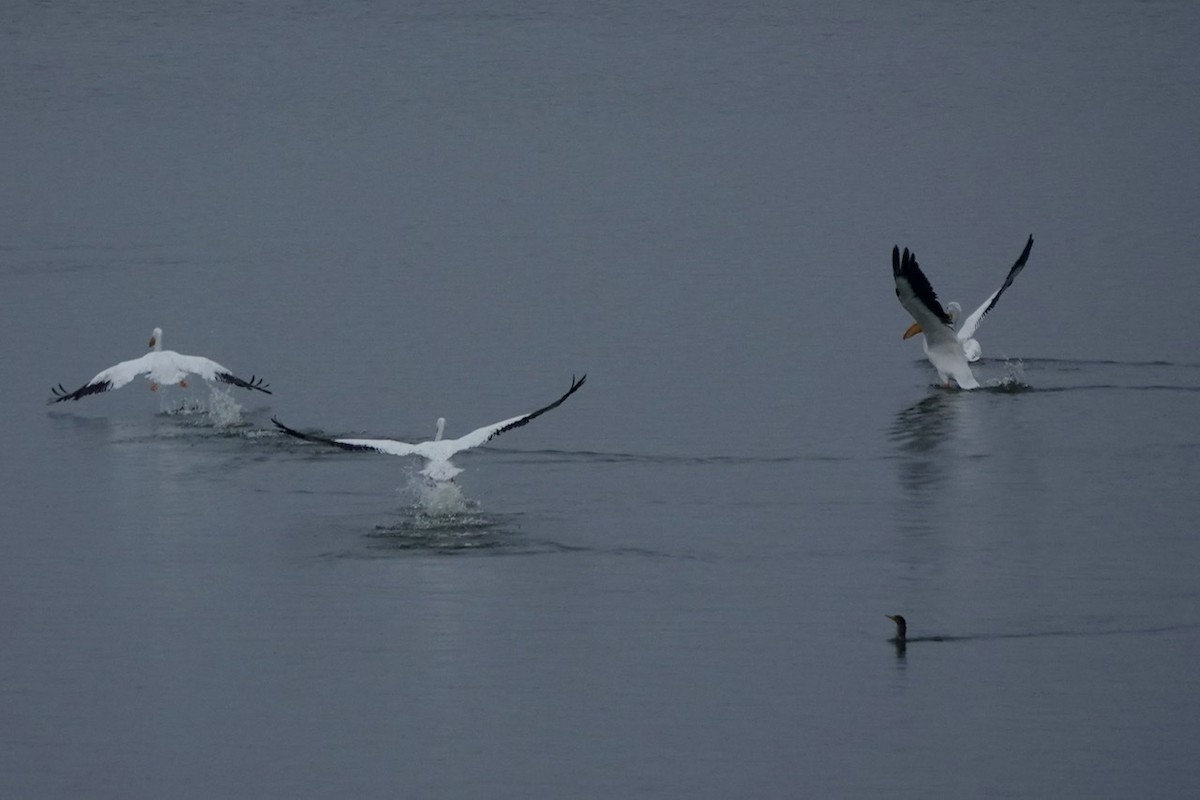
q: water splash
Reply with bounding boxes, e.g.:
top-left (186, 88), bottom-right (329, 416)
top-left (157, 386), bottom-right (245, 428)
top-left (203, 386), bottom-right (246, 428)
top-left (989, 358), bottom-right (1031, 392)
top-left (400, 473), bottom-right (473, 518)
top-left (348, 477), bottom-right (510, 554)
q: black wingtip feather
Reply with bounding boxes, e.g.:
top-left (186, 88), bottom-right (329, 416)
top-left (218, 372), bottom-right (272, 394)
top-left (893, 245), bottom-right (953, 326)
top-left (271, 416), bottom-right (379, 453)
top-left (485, 373), bottom-right (588, 443)
top-left (977, 234), bottom-right (1036, 321)
top-left (48, 380), bottom-right (112, 403)
top-left (272, 416), bottom-right (323, 442)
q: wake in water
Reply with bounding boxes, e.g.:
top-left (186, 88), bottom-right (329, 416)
top-left (354, 474), bottom-right (515, 554)
top-left (972, 357), bottom-right (1200, 393)
top-left (914, 356), bottom-right (1200, 394)
top-left (886, 614), bottom-right (1200, 657)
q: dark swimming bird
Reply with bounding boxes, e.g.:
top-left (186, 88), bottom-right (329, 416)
top-left (886, 614), bottom-right (950, 644)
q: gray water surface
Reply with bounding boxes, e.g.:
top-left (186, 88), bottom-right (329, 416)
top-left (4, 3), bottom-right (1200, 798)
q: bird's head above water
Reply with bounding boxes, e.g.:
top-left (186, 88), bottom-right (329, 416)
top-left (434, 417), bottom-right (446, 441)
top-left (148, 327), bottom-right (163, 351)
top-left (885, 614), bottom-right (907, 642)
top-left (945, 301), bottom-right (962, 325)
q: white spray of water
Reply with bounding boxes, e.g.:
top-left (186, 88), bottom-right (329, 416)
top-left (203, 386), bottom-right (245, 427)
top-left (394, 471), bottom-right (497, 530)
top-left (157, 386), bottom-right (245, 428)
top-left (403, 475), bottom-right (469, 516)
top-left (992, 358), bottom-right (1029, 390)
top-left (367, 472), bottom-right (507, 552)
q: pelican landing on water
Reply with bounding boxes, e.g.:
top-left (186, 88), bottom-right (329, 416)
top-left (892, 235), bottom-right (1034, 389)
top-left (49, 327), bottom-right (271, 403)
top-left (272, 374), bottom-right (586, 483)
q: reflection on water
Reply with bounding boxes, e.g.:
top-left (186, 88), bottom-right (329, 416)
top-left (889, 391), bottom-right (960, 501)
top-left (347, 513), bottom-right (680, 559)
top-left (364, 513), bottom-right (518, 556)
top-left (891, 392), bottom-right (958, 454)
top-left (888, 389), bottom-right (988, 539)
top-left (319, 478), bottom-right (531, 556)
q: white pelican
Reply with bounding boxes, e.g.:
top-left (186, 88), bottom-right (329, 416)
top-left (49, 327), bottom-right (271, 403)
top-left (893, 236), bottom-right (1033, 389)
top-left (272, 374), bottom-right (586, 482)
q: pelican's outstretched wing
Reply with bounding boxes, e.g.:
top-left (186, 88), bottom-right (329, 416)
top-left (49, 354), bottom-right (153, 403)
top-left (446, 374), bottom-right (588, 454)
top-left (957, 235), bottom-right (1034, 342)
top-left (173, 354), bottom-right (272, 394)
top-left (271, 416), bottom-right (420, 457)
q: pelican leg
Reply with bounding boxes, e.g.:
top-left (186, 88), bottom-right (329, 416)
top-left (150, 382), bottom-right (159, 392)
top-left (179, 379), bottom-right (188, 388)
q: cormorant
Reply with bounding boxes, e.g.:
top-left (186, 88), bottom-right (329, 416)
top-left (886, 614), bottom-right (950, 645)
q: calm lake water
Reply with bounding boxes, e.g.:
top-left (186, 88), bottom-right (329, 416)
top-left (4, 2), bottom-right (1200, 797)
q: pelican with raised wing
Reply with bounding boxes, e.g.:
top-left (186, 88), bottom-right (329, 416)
top-left (945, 235), bottom-right (1034, 362)
top-left (893, 236), bottom-right (1033, 389)
top-left (272, 374), bottom-right (586, 482)
top-left (49, 327), bottom-right (271, 403)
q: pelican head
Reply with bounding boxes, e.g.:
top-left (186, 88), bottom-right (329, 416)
top-left (885, 614), bottom-right (907, 643)
top-left (148, 327), bottom-right (163, 350)
top-left (434, 417), bottom-right (446, 441)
